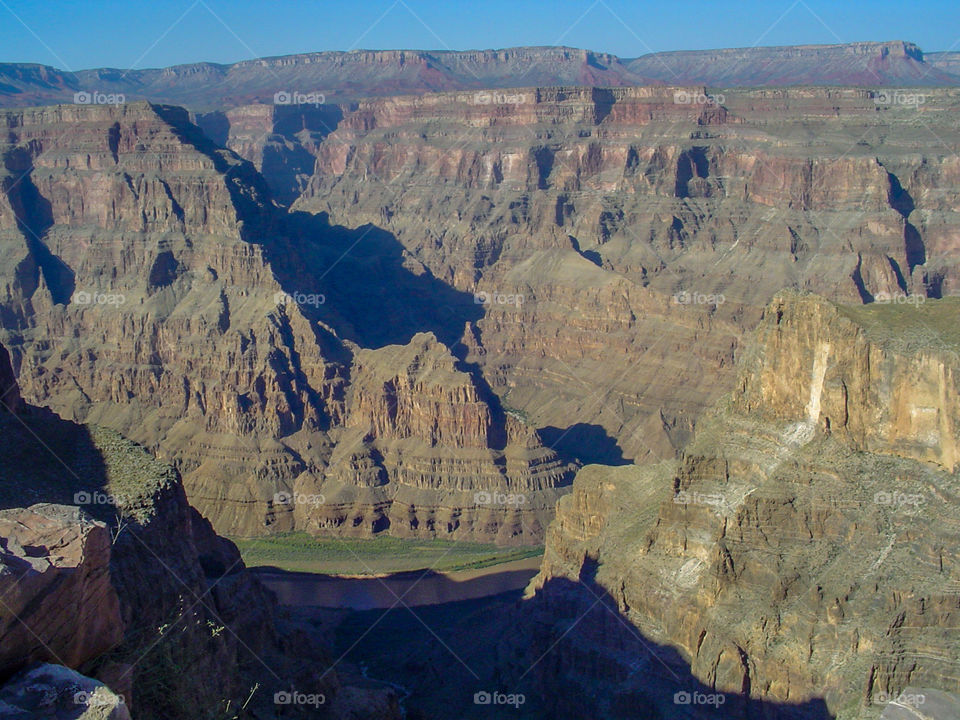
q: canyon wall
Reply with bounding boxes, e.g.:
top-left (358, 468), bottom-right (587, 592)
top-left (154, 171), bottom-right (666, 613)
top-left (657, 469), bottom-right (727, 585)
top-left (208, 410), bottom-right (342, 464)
top-left (285, 84), bottom-right (960, 465)
top-left (513, 292), bottom-right (960, 719)
top-left (2, 85), bottom-right (959, 544)
top-left (0, 102), bottom-right (572, 542)
top-left (0, 344), bottom-right (400, 719)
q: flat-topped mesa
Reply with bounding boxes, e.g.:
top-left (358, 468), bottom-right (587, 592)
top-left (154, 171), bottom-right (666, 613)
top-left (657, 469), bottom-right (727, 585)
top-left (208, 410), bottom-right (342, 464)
top-left (642, 40), bottom-right (924, 61)
top-left (628, 39), bottom-right (956, 85)
top-left (738, 291), bottom-right (960, 470)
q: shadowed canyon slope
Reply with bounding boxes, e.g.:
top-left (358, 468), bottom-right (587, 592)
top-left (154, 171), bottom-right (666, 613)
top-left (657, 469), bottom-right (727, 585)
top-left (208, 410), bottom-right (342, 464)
top-left (0, 345), bottom-right (400, 719)
top-left (3, 81), bottom-right (960, 544)
top-left (511, 292), bottom-right (960, 719)
top-left (0, 102), bottom-right (572, 542)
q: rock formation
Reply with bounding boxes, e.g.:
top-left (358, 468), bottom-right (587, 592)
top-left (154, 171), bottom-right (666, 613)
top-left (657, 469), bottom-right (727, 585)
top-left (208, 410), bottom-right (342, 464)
top-left (0, 102), bottom-right (571, 542)
top-left (0, 342), bottom-right (401, 719)
top-left (0, 663), bottom-right (131, 720)
top-left (511, 292), bottom-right (960, 719)
top-left (0, 504), bottom-right (123, 678)
top-left (290, 83), bottom-right (960, 467)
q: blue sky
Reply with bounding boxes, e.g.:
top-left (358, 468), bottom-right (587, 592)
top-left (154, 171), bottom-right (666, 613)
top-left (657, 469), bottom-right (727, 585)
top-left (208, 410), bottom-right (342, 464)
top-left (1, 0), bottom-right (958, 70)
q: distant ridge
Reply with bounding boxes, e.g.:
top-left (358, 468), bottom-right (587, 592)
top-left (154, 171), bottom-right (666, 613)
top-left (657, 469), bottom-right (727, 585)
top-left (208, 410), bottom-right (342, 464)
top-left (628, 40), bottom-right (960, 86)
top-left (0, 41), bottom-right (957, 110)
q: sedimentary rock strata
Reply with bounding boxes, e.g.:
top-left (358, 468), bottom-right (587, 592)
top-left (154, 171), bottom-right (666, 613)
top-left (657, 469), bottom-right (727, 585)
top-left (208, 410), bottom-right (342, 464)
top-left (514, 292), bottom-right (960, 719)
top-left (0, 102), bottom-right (571, 542)
top-left (0, 343), bottom-right (400, 720)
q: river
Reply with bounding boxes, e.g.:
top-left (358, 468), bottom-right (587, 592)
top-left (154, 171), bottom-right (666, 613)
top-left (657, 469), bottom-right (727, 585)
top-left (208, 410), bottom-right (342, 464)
top-left (251, 555), bottom-right (541, 609)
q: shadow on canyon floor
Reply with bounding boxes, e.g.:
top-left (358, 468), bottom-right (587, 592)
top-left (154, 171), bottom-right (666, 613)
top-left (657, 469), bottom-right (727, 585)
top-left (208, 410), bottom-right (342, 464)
top-left (252, 564), bottom-right (539, 609)
top-left (539, 423), bottom-right (630, 466)
top-left (287, 569), bottom-right (835, 720)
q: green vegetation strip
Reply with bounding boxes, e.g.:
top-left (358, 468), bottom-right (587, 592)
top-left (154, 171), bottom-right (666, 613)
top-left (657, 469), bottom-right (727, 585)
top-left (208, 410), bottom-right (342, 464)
top-left (231, 532), bottom-right (544, 575)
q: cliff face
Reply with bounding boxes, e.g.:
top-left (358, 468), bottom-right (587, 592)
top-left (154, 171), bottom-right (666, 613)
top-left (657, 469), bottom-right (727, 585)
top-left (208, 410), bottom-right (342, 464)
top-left (737, 294), bottom-right (960, 471)
top-left (287, 84), bottom-right (960, 466)
top-left (0, 344), bottom-right (400, 719)
top-left (0, 102), bottom-right (571, 542)
top-left (515, 292), bottom-right (960, 719)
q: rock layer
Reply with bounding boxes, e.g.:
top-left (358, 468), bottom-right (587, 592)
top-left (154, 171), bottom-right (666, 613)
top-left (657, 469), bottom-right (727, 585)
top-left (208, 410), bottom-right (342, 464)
top-left (0, 102), bottom-right (571, 542)
top-left (514, 292), bottom-right (960, 719)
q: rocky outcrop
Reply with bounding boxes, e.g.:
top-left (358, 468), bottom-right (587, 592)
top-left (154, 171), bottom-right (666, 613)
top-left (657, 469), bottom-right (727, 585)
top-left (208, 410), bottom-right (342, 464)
top-left (287, 333), bottom-right (572, 543)
top-left (0, 663), bottom-right (130, 720)
top-left (0, 504), bottom-right (123, 679)
top-left (0, 345), bottom-right (400, 719)
top-left (737, 293), bottom-right (960, 471)
top-left (513, 292), bottom-right (960, 719)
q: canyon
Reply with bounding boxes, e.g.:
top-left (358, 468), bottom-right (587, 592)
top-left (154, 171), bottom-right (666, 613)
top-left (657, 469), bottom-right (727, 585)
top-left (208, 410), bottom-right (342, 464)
top-left (509, 292), bottom-right (960, 719)
top-left (0, 36), bottom-right (957, 720)
top-left (0, 343), bottom-right (401, 719)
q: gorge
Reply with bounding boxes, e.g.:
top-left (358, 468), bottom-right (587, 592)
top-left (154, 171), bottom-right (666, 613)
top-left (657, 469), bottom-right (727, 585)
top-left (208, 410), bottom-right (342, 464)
top-left (0, 32), bottom-right (957, 720)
